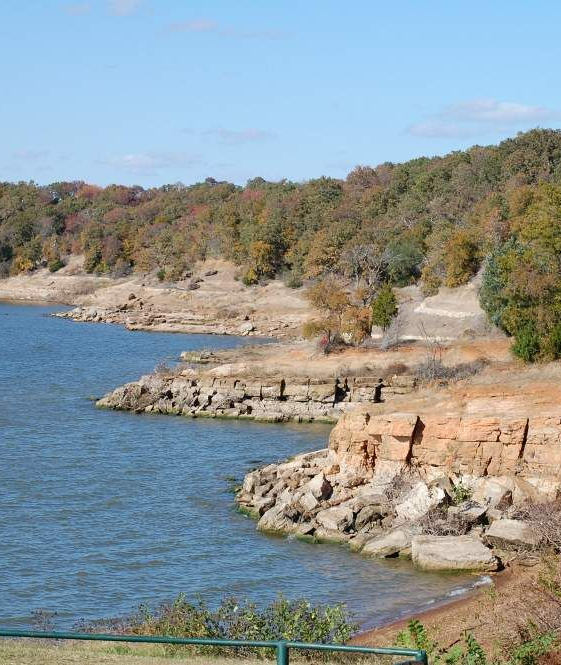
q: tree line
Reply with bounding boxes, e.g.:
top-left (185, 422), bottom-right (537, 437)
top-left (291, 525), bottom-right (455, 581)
top-left (2, 129), bottom-right (561, 360)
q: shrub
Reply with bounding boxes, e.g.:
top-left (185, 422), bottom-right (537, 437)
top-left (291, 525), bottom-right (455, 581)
top-left (512, 325), bottom-right (541, 362)
top-left (79, 595), bottom-right (358, 659)
top-left (242, 267), bottom-right (259, 286)
top-left (450, 482), bottom-right (473, 505)
top-left (414, 359), bottom-right (487, 384)
top-left (385, 361), bottom-right (409, 376)
top-left (371, 283), bottom-right (398, 331)
top-left (48, 258), bottom-right (64, 272)
top-left (513, 501), bottom-right (561, 551)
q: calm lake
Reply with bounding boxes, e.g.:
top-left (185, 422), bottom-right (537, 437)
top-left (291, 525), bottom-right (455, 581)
top-left (0, 303), bottom-right (478, 630)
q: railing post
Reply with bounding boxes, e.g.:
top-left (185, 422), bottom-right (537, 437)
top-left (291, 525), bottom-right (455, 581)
top-left (419, 649), bottom-right (428, 665)
top-left (276, 640), bottom-right (289, 665)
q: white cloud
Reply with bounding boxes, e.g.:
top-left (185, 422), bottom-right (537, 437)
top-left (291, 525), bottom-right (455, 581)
top-left (204, 128), bottom-right (276, 145)
top-left (407, 98), bottom-right (560, 139)
top-left (108, 0), bottom-right (141, 16)
top-left (103, 152), bottom-right (202, 174)
top-left (166, 19), bottom-right (286, 40)
top-left (443, 99), bottom-right (557, 124)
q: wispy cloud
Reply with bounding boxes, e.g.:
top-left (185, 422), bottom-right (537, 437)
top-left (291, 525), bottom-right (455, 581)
top-left (166, 19), bottom-right (287, 40)
top-left (61, 2), bottom-right (91, 16)
top-left (12, 149), bottom-right (51, 161)
top-left (407, 98), bottom-right (560, 138)
top-left (108, 0), bottom-right (141, 16)
top-left (204, 128), bottom-right (276, 145)
top-left (103, 151), bottom-right (202, 174)
top-left (168, 19), bottom-right (218, 33)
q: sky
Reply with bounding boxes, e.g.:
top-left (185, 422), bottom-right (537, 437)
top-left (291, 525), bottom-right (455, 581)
top-left (2, 0), bottom-right (561, 188)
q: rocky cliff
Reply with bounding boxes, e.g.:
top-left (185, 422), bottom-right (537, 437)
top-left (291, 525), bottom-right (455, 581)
top-left (237, 367), bottom-right (561, 570)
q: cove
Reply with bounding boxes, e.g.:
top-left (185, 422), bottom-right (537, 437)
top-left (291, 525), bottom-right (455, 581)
top-left (0, 302), bottom-right (475, 630)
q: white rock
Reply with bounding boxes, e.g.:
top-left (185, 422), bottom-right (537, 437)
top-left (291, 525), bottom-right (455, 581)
top-left (316, 505), bottom-right (353, 532)
top-left (306, 473), bottom-right (333, 500)
top-left (362, 529), bottom-right (412, 557)
top-left (412, 535), bottom-right (499, 571)
top-left (395, 482), bottom-right (445, 523)
top-left (472, 478), bottom-right (512, 508)
top-left (485, 519), bottom-right (540, 550)
top-left (297, 491), bottom-right (319, 513)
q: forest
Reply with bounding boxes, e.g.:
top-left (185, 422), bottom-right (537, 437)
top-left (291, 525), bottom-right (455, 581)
top-left (2, 128), bottom-right (561, 361)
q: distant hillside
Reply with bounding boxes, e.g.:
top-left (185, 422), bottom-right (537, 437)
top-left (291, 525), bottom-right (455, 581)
top-left (3, 128), bottom-right (561, 359)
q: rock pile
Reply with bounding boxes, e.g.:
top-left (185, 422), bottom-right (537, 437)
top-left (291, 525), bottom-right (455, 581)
top-left (237, 443), bottom-right (548, 571)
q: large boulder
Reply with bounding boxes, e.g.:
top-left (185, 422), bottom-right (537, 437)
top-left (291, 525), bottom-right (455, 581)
top-left (485, 519), bottom-right (540, 550)
top-left (306, 473), bottom-right (333, 501)
top-left (355, 504), bottom-right (384, 531)
top-left (412, 535), bottom-right (499, 571)
top-left (258, 503), bottom-right (295, 533)
top-left (316, 505), bottom-right (354, 532)
top-left (448, 501), bottom-right (487, 525)
top-left (295, 491), bottom-right (319, 514)
top-left (472, 479), bottom-right (513, 508)
top-left (395, 482), bottom-right (446, 523)
top-left (362, 529), bottom-right (412, 558)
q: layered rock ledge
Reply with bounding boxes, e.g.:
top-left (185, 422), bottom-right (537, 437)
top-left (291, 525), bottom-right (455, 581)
top-left (97, 370), bottom-right (416, 423)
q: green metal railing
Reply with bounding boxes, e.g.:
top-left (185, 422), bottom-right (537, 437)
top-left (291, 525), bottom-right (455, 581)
top-left (0, 629), bottom-right (428, 664)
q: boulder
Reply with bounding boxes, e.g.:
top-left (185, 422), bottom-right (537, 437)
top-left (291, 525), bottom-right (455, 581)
top-left (258, 503), bottom-right (295, 533)
top-left (314, 527), bottom-right (352, 544)
top-left (448, 501), bottom-right (487, 525)
top-left (242, 472), bottom-right (259, 494)
top-left (253, 496), bottom-right (275, 516)
top-left (316, 505), bottom-right (354, 532)
top-left (306, 473), bottom-right (333, 501)
top-left (472, 479), bottom-right (513, 509)
top-left (296, 491), bottom-right (319, 514)
top-left (485, 519), bottom-right (540, 550)
top-left (355, 504), bottom-right (384, 531)
top-left (362, 529), bottom-right (412, 557)
top-left (412, 535), bottom-right (499, 571)
top-left (395, 482), bottom-right (446, 523)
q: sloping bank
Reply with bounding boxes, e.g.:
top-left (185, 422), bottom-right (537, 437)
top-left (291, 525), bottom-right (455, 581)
top-left (236, 394), bottom-right (560, 572)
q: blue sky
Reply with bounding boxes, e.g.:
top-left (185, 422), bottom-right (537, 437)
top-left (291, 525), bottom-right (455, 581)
top-left (2, 0), bottom-right (561, 187)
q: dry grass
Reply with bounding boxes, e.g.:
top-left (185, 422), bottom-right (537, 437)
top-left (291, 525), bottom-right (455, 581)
top-left (0, 639), bottom-right (268, 665)
top-left (0, 640), bottom-right (389, 665)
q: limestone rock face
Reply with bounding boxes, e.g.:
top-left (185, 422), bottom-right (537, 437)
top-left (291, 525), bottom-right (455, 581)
top-left (412, 535), bottom-right (499, 571)
top-left (485, 519), bottom-right (540, 550)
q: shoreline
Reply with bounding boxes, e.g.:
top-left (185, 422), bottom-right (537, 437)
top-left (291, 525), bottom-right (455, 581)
top-left (353, 569), bottom-right (503, 644)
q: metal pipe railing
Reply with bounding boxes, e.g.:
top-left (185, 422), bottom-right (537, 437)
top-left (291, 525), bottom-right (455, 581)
top-left (0, 629), bottom-right (428, 664)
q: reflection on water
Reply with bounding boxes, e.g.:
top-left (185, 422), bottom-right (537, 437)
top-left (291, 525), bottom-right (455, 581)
top-left (0, 303), bottom-right (476, 630)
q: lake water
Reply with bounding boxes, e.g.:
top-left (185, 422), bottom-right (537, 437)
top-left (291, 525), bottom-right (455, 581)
top-left (0, 303), bottom-right (479, 631)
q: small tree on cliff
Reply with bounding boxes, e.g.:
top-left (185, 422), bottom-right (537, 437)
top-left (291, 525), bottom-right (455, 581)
top-left (371, 283), bottom-right (398, 332)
